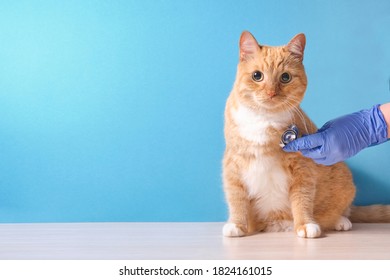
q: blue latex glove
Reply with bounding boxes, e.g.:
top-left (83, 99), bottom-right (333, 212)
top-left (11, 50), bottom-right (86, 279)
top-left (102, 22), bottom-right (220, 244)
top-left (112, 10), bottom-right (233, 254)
top-left (283, 104), bottom-right (388, 165)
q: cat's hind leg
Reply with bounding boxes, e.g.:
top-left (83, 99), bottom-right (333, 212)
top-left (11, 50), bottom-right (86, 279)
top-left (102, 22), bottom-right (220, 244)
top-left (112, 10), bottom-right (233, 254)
top-left (334, 216), bottom-right (352, 231)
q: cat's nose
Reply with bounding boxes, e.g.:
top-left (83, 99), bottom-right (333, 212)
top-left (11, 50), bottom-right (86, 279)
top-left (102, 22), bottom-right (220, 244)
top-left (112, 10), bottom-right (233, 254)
top-left (267, 90), bottom-right (277, 98)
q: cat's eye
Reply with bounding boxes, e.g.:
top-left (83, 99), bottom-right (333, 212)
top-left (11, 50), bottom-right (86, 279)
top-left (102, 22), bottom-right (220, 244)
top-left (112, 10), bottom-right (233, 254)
top-left (252, 71), bottom-right (264, 82)
top-left (280, 72), bottom-right (292, 83)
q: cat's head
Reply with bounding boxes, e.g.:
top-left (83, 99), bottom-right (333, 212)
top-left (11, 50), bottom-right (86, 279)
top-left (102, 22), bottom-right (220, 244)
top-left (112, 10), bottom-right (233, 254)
top-left (234, 31), bottom-right (307, 114)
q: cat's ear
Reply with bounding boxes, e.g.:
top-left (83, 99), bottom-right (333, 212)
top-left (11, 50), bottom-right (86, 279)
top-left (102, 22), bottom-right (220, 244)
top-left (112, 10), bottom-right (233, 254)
top-left (287, 33), bottom-right (306, 60)
top-left (239, 31), bottom-right (259, 61)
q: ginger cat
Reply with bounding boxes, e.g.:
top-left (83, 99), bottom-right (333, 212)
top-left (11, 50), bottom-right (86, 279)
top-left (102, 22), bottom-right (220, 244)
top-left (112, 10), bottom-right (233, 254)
top-left (222, 31), bottom-right (389, 238)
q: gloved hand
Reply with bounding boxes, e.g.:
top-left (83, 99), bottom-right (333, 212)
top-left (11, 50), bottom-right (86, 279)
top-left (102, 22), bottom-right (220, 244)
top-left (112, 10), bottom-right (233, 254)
top-left (283, 104), bottom-right (388, 165)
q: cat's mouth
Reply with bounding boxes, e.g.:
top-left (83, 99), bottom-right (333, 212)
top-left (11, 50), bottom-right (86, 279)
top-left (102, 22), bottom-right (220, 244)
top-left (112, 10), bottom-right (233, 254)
top-left (254, 96), bottom-right (281, 108)
top-left (253, 96), bottom-right (297, 114)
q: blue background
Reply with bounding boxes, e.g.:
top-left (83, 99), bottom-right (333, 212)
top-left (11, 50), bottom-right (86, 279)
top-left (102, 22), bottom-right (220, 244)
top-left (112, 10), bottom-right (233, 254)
top-left (0, 0), bottom-right (389, 223)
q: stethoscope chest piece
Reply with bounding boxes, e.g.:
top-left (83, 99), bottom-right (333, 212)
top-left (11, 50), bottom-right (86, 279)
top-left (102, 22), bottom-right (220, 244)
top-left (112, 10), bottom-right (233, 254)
top-left (280, 125), bottom-right (299, 147)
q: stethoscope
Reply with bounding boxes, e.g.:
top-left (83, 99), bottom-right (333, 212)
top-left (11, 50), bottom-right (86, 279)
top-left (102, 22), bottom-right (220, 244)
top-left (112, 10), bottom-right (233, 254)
top-left (279, 125), bottom-right (299, 147)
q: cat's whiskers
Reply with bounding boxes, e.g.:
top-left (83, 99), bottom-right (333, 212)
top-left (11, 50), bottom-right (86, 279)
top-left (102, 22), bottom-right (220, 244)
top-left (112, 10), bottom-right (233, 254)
top-left (282, 98), bottom-right (312, 134)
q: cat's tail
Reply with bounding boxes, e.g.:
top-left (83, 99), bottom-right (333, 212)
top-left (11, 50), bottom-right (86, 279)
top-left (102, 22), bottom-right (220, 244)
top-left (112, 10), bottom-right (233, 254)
top-left (349, 205), bottom-right (390, 223)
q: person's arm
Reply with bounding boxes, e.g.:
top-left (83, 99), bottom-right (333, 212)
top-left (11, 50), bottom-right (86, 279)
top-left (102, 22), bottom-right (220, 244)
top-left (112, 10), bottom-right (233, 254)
top-left (380, 103), bottom-right (390, 137)
top-left (283, 104), bottom-right (389, 165)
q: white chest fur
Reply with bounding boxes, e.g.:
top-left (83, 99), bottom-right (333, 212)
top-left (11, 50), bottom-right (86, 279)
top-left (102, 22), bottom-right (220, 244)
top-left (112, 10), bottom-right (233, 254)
top-left (231, 104), bottom-right (291, 144)
top-left (242, 154), bottom-right (291, 218)
top-left (231, 103), bottom-right (292, 217)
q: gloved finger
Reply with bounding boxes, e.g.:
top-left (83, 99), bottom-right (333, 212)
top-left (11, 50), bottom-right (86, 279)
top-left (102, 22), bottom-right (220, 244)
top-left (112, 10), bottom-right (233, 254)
top-left (283, 133), bottom-right (324, 152)
top-left (300, 146), bottom-right (325, 160)
top-left (299, 148), bottom-right (332, 165)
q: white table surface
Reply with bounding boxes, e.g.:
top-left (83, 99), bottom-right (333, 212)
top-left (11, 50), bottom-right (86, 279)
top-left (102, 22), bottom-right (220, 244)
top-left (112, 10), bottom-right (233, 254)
top-left (0, 222), bottom-right (389, 260)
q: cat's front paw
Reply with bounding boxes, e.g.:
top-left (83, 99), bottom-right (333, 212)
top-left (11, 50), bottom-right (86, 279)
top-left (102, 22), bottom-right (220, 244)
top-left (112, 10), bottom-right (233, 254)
top-left (222, 223), bottom-right (247, 237)
top-left (296, 223), bottom-right (321, 238)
